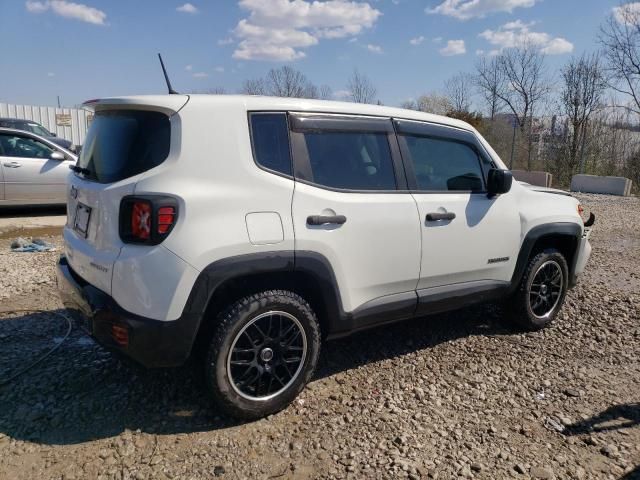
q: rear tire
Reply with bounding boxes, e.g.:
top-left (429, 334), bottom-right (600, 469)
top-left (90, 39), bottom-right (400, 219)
top-left (204, 290), bottom-right (321, 420)
top-left (504, 248), bottom-right (569, 331)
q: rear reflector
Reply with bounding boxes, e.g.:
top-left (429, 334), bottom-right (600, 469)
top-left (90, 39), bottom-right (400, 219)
top-left (111, 324), bottom-right (129, 347)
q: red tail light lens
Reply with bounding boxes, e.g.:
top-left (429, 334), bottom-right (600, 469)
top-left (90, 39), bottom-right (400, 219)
top-left (131, 201), bottom-right (152, 240)
top-left (157, 206), bottom-right (176, 234)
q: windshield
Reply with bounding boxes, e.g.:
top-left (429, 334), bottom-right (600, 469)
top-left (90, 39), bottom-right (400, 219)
top-left (26, 123), bottom-right (53, 137)
top-left (77, 110), bottom-right (170, 183)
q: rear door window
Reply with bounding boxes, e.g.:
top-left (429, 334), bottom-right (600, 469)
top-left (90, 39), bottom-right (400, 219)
top-left (77, 110), bottom-right (170, 183)
top-left (302, 131), bottom-right (396, 190)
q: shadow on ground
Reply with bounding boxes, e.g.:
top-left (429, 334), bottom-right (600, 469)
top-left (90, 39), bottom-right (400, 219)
top-left (0, 304), bottom-right (514, 445)
top-left (565, 403), bottom-right (640, 436)
top-left (563, 404), bottom-right (640, 480)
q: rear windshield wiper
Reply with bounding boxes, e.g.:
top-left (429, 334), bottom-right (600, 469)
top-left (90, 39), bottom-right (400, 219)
top-left (69, 164), bottom-right (93, 176)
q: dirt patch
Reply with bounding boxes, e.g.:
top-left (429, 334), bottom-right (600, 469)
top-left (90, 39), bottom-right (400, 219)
top-left (0, 226), bottom-right (63, 240)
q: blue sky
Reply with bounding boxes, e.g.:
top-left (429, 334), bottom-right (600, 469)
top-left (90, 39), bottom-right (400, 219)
top-left (0, 0), bottom-right (623, 109)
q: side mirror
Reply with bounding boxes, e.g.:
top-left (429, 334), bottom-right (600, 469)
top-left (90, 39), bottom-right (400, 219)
top-left (487, 168), bottom-right (513, 198)
top-left (50, 133), bottom-right (57, 137)
top-left (50, 151), bottom-right (66, 161)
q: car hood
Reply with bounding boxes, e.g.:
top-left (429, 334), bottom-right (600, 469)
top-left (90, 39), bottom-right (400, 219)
top-left (48, 136), bottom-right (73, 149)
top-left (517, 182), bottom-right (574, 197)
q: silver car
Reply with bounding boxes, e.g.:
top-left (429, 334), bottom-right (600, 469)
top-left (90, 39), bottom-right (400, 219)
top-left (0, 127), bottom-right (76, 206)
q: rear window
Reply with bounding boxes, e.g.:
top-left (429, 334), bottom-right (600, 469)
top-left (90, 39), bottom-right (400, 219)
top-left (78, 110), bottom-right (170, 183)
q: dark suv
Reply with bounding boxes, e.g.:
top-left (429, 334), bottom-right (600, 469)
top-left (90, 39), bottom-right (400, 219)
top-left (0, 117), bottom-right (74, 151)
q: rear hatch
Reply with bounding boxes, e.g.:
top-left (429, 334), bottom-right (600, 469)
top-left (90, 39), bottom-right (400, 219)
top-left (64, 96), bottom-right (188, 295)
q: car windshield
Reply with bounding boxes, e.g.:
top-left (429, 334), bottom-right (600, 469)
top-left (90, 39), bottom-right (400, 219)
top-left (26, 123), bottom-right (52, 137)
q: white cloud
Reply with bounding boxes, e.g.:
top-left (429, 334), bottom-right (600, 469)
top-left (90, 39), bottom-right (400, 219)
top-left (613, 2), bottom-right (640, 25)
top-left (332, 89), bottom-right (351, 99)
top-left (214, 66), bottom-right (225, 73)
top-left (439, 39), bottom-right (466, 56)
top-left (47, 72), bottom-right (55, 77)
top-left (432, 36), bottom-right (443, 43)
top-left (25, 0), bottom-right (48, 12)
top-left (479, 20), bottom-right (573, 55)
top-left (232, 0), bottom-right (381, 61)
top-left (192, 72), bottom-right (209, 78)
top-left (427, 0), bottom-right (538, 20)
top-left (26, 0), bottom-right (107, 25)
top-left (409, 35), bottom-right (424, 45)
top-left (218, 37), bottom-right (234, 45)
top-left (185, 64), bottom-right (193, 71)
top-left (176, 3), bottom-right (198, 14)
top-left (367, 43), bottom-right (383, 54)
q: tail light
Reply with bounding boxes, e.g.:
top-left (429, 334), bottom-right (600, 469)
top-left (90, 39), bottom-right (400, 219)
top-left (119, 196), bottom-right (179, 244)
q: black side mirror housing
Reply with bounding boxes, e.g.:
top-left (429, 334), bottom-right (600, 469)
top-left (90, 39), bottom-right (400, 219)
top-left (487, 169), bottom-right (513, 198)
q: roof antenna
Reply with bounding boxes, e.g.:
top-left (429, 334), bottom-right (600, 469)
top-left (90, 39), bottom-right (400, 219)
top-left (158, 53), bottom-right (179, 94)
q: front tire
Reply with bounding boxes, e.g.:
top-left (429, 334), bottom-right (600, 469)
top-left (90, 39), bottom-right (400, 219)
top-left (205, 290), bottom-right (321, 420)
top-left (505, 248), bottom-right (569, 331)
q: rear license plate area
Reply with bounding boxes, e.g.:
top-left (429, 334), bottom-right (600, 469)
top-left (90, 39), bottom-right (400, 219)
top-left (73, 203), bottom-right (92, 238)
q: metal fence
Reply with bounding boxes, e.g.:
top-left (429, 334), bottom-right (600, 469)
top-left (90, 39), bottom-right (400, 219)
top-left (0, 102), bottom-right (91, 146)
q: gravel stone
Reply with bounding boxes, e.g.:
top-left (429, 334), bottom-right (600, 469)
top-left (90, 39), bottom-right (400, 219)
top-left (0, 193), bottom-right (639, 479)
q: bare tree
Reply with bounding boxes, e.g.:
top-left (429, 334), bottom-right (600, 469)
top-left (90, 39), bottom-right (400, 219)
top-left (401, 93), bottom-right (452, 115)
top-left (240, 78), bottom-right (266, 95)
top-left (188, 87), bottom-right (227, 94)
top-left (477, 44), bottom-right (549, 169)
top-left (600, 3), bottom-right (640, 114)
top-left (475, 56), bottom-right (502, 119)
top-left (347, 69), bottom-right (377, 104)
top-left (266, 66), bottom-right (310, 98)
top-left (558, 53), bottom-right (607, 178)
top-left (444, 73), bottom-right (473, 113)
top-left (318, 84), bottom-right (333, 100)
top-left (240, 67), bottom-right (328, 99)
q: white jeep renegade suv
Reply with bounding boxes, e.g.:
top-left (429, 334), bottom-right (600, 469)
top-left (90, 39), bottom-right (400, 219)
top-left (57, 95), bottom-right (593, 419)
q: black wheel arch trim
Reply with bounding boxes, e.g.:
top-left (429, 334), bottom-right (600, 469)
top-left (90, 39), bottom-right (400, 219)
top-left (510, 222), bottom-right (582, 292)
top-left (186, 221), bottom-right (583, 356)
top-left (185, 250), bottom-right (418, 344)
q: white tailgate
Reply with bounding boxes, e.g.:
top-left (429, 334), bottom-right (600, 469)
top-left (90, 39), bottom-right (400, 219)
top-left (64, 173), bottom-right (135, 295)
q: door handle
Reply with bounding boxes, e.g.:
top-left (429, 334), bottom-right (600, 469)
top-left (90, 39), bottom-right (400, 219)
top-left (307, 214), bottom-right (347, 226)
top-left (426, 212), bottom-right (456, 222)
top-left (3, 161), bottom-right (21, 168)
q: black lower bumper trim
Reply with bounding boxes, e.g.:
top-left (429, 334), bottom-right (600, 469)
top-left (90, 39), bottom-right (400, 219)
top-left (56, 255), bottom-right (199, 368)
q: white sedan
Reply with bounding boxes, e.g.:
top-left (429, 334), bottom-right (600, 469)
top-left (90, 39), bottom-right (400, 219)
top-left (0, 127), bottom-right (77, 206)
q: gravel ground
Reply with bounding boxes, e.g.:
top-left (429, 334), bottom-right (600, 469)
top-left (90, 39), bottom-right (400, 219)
top-left (0, 194), bottom-right (638, 480)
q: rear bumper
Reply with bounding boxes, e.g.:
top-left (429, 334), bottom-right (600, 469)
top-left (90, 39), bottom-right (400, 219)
top-left (56, 255), bottom-right (199, 367)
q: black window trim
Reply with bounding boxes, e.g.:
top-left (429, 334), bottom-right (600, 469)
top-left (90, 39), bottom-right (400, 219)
top-left (246, 109), bottom-right (500, 195)
top-left (393, 118), bottom-right (491, 194)
top-left (247, 111), bottom-right (295, 180)
top-left (288, 112), bottom-right (408, 193)
top-left (289, 112), bottom-right (393, 133)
